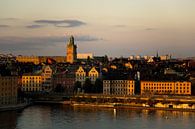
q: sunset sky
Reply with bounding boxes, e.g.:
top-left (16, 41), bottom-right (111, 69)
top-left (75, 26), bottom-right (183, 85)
top-left (0, 0), bottom-right (195, 58)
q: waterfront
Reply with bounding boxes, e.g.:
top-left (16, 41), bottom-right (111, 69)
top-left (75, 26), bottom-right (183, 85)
top-left (0, 105), bottom-right (195, 129)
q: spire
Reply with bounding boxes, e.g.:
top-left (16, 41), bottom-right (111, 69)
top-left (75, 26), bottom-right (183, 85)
top-left (156, 51), bottom-right (159, 58)
top-left (68, 35), bottom-right (74, 45)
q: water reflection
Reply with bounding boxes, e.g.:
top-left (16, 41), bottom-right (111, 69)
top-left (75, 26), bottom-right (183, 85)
top-left (0, 111), bottom-right (17, 129)
top-left (0, 105), bottom-right (194, 129)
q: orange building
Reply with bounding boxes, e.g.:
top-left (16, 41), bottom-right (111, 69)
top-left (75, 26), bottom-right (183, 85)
top-left (141, 81), bottom-right (191, 95)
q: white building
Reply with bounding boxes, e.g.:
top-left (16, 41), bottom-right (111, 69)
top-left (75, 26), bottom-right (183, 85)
top-left (103, 80), bottom-right (135, 95)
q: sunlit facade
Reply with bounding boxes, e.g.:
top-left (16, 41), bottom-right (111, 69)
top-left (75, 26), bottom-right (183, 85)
top-left (141, 81), bottom-right (191, 95)
top-left (88, 67), bottom-right (99, 84)
top-left (22, 75), bottom-right (42, 92)
top-left (103, 80), bottom-right (135, 95)
top-left (75, 66), bottom-right (86, 85)
top-left (16, 55), bottom-right (40, 65)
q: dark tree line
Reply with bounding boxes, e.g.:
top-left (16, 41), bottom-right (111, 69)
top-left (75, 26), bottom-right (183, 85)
top-left (74, 78), bottom-right (103, 93)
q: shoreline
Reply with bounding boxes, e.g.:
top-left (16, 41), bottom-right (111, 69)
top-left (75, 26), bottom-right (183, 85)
top-left (0, 103), bottom-right (30, 112)
top-left (3, 100), bottom-right (194, 113)
top-left (71, 102), bottom-right (195, 112)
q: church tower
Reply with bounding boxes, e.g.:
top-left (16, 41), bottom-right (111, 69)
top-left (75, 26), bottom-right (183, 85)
top-left (66, 36), bottom-right (77, 63)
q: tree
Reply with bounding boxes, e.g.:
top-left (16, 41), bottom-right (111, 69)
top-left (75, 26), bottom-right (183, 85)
top-left (94, 79), bottom-right (103, 93)
top-left (55, 84), bottom-right (64, 93)
top-left (83, 78), bottom-right (92, 93)
top-left (74, 81), bottom-right (81, 93)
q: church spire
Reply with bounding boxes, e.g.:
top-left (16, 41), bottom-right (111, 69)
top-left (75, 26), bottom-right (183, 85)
top-left (66, 35), bottom-right (77, 63)
top-left (68, 35), bottom-right (74, 46)
top-left (156, 51), bottom-right (159, 58)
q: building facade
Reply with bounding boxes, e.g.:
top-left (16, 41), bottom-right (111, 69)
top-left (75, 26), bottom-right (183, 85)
top-left (66, 36), bottom-right (77, 63)
top-left (41, 65), bottom-right (53, 91)
top-left (75, 66), bottom-right (86, 85)
top-left (77, 53), bottom-right (93, 59)
top-left (103, 80), bottom-right (135, 95)
top-left (16, 55), bottom-right (40, 64)
top-left (88, 67), bottom-right (99, 84)
top-left (53, 72), bottom-right (75, 94)
top-left (22, 74), bottom-right (42, 92)
top-left (141, 81), bottom-right (191, 95)
top-left (0, 76), bottom-right (18, 105)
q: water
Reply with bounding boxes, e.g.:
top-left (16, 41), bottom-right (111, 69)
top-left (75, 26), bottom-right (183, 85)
top-left (0, 105), bottom-right (195, 129)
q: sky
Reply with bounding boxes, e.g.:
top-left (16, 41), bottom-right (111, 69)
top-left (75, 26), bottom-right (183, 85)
top-left (0, 0), bottom-right (195, 58)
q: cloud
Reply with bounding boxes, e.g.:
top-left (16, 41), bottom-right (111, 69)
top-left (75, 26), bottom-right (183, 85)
top-left (145, 28), bottom-right (157, 31)
top-left (0, 25), bottom-right (10, 28)
top-left (114, 25), bottom-right (127, 28)
top-left (0, 18), bottom-right (19, 21)
top-left (34, 19), bottom-right (86, 27)
top-left (0, 35), bottom-right (102, 52)
top-left (26, 24), bottom-right (45, 29)
top-left (75, 35), bottom-right (103, 42)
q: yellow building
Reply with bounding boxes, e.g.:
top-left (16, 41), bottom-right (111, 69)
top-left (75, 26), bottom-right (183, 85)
top-left (125, 62), bottom-right (133, 69)
top-left (141, 81), bottom-right (191, 95)
top-left (22, 74), bottom-right (42, 92)
top-left (66, 36), bottom-right (77, 63)
top-left (77, 53), bottom-right (93, 59)
top-left (16, 55), bottom-right (40, 64)
top-left (88, 67), bottom-right (99, 84)
top-left (75, 66), bottom-right (86, 85)
top-left (0, 76), bottom-right (18, 105)
top-left (103, 80), bottom-right (135, 95)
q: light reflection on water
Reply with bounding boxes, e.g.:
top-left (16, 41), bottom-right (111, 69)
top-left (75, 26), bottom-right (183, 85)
top-left (0, 105), bottom-right (194, 129)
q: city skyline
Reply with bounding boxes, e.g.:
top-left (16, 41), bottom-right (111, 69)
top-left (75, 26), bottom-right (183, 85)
top-left (0, 0), bottom-right (195, 58)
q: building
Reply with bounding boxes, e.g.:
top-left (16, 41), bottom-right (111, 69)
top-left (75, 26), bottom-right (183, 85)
top-left (22, 74), bottom-right (42, 92)
top-left (39, 56), bottom-right (66, 63)
top-left (16, 55), bottom-right (40, 64)
top-left (88, 67), bottom-right (99, 84)
top-left (141, 81), bottom-right (191, 95)
top-left (77, 53), bottom-right (93, 59)
top-left (66, 36), bottom-right (77, 63)
top-left (41, 65), bottom-right (53, 92)
top-left (0, 76), bottom-right (18, 105)
top-left (76, 66), bottom-right (100, 85)
top-left (103, 80), bottom-right (135, 95)
top-left (75, 66), bottom-right (86, 85)
top-left (53, 71), bottom-right (75, 94)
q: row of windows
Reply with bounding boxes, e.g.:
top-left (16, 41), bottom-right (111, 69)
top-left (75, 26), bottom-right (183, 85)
top-left (0, 87), bottom-right (16, 91)
top-left (143, 90), bottom-right (190, 94)
top-left (112, 89), bottom-right (134, 92)
top-left (0, 78), bottom-right (17, 81)
top-left (0, 98), bottom-right (17, 105)
top-left (23, 80), bottom-right (41, 83)
top-left (1, 92), bottom-right (17, 96)
top-left (1, 83), bottom-right (16, 86)
top-left (143, 83), bottom-right (190, 86)
top-left (104, 90), bottom-right (134, 95)
top-left (104, 80), bottom-right (134, 83)
top-left (23, 77), bottom-right (41, 79)
top-left (22, 84), bottom-right (41, 87)
top-left (143, 86), bottom-right (190, 90)
top-left (23, 88), bottom-right (41, 91)
top-left (104, 84), bottom-right (134, 87)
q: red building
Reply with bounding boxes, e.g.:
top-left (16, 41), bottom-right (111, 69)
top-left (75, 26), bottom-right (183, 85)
top-left (53, 71), bottom-right (75, 94)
